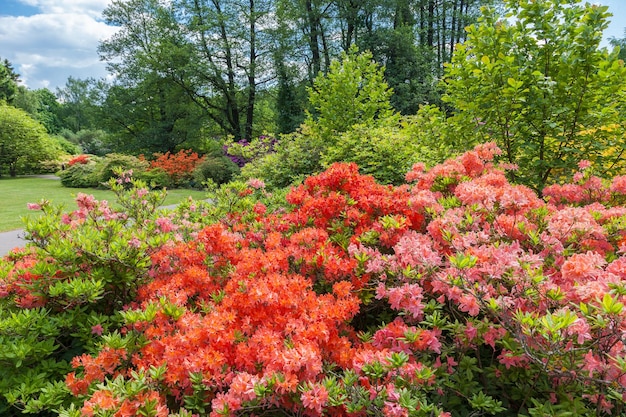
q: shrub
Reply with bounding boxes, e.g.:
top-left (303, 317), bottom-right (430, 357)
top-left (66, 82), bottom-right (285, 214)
top-left (134, 167), bottom-right (172, 189)
top-left (58, 144), bottom-right (626, 416)
top-left (5, 144), bottom-right (626, 417)
top-left (92, 153), bottom-right (149, 185)
top-left (192, 156), bottom-right (240, 187)
top-left (223, 135), bottom-right (278, 168)
top-left (58, 162), bottom-right (100, 188)
top-left (0, 177), bottom-right (175, 415)
top-left (321, 118), bottom-right (420, 185)
top-left (149, 149), bottom-right (205, 187)
top-left (240, 124), bottom-right (326, 188)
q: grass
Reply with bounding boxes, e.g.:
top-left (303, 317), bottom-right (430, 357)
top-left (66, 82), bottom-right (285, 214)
top-left (0, 176), bottom-right (210, 232)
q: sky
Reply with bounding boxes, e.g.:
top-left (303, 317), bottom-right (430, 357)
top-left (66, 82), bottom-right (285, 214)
top-left (0, 0), bottom-right (625, 92)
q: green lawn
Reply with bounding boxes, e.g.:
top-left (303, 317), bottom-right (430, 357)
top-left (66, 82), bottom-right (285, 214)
top-left (0, 176), bottom-right (209, 232)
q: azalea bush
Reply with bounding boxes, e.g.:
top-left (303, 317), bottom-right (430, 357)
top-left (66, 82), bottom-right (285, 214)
top-left (147, 150), bottom-right (205, 188)
top-left (3, 144), bottom-right (626, 416)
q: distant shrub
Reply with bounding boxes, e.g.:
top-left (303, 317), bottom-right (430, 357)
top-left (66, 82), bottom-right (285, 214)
top-left (192, 156), bottom-right (240, 187)
top-left (223, 135), bottom-right (278, 167)
top-left (134, 167), bottom-right (172, 189)
top-left (322, 120), bottom-right (420, 185)
top-left (241, 125), bottom-right (326, 188)
top-left (58, 163), bottom-right (100, 188)
top-left (93, 154), bottom-right (149, 184)
top-left (149, 149), bottom-right (205, 187)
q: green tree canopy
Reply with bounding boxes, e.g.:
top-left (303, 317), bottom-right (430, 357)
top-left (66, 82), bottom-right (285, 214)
top-left (0, 104), bottom-right (51, 177)
top-left (0, 58), bottom-right (19, 104)
top-left (442, 0), bottom-right (626, 190)
top-left (306, 47), bottom-right (395, 142)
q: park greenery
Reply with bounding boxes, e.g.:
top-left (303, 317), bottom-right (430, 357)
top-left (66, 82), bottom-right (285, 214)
top-left (1, 0), bottom-right (626, 416)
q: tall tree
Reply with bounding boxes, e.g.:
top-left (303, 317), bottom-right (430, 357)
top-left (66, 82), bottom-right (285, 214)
top-left (609, 28), bottom-right (626, 62)
top-left (0, 58), bottom-right (19, 104)
top-left (0, 104), bottom-right (51, 177)
top-left (99, 75), bottom-right (206, 154)
top-left (100, 0), bottom-right (275, 142)
top-left (14, 87), bottom-right (63, 134)
top-left (56, 77), bottom-right (103, 132)
top-left (443, 0), bottom-right (626, 190)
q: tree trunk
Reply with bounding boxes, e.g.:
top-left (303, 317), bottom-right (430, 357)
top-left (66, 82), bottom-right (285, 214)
top-left (305, 0), bottom-right (321, 79)
top-left (246, 0), bottom-right (257, 141)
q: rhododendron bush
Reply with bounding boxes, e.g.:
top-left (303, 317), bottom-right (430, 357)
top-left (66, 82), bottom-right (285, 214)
top-left (3, 144), bottom-right (626, 417)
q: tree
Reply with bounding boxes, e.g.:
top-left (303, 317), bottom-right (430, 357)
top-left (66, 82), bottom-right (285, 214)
top-left (14, 87), bottom-right (64, 134)
top-left (98, 76), bottom-right (205, 154)
top-left (442, 0), bottom-right (626, 190)
top-left (0, 58), bottom-right (19, 104)
top-left (306, 47), bottom-right (395, 141)
top-left (0, 104), bottom-right (51, 177)
top-left (56, 77), bottom-right (104, 132)
top-left (99, 0), bottom-right (275, 142)
top-left (609, 28), bottom-right (626, 62)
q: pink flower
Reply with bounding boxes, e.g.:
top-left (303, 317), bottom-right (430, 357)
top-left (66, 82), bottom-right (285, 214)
top-left (578, 160), bottom-right (591, 170)
top-left (91, 324), bottom-right (104, 336)
top-left (128, 238), bottom-right (141, 248)
top-left (26, 203), bottom-right (41, 211)
top-left (561, 251), bottom-right (606, 281)
top-left (247, 178), bottom-right (266, 189)
top-left (610, 175), bottom-right (626, 195)
top-left (458, 294), bottom-right (480, 316)
top-left (155, 217), bottom-right (175, 233)
top-left (301, 384), bottom-right (328, 415)
top-left (566, 317), bottom-right (592, 345)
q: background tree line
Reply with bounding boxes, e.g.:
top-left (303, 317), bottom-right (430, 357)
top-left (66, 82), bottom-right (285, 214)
top-left (1, 0), bottom-right (625, 192)
top-left (2, 0), bottom-right (494, 156)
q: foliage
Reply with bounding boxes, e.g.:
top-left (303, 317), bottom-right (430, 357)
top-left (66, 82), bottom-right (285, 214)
top-left (223, 136), bottom-right (278, 168)
top-left (321, 118), bottom-right (420, 185)
top-left (134, 168), bottom-right (172, 190)
top-left (93, 154), bottom-right (150, 185)
top-left (51, 136), bottom-right (81, 157)
top-left (192, 157), bottom-right (240, 187)
top-left (240, 125), bottom-right (327, 188)
top-left (60, 130), bottom-right (111, 157)
top-left (306, 47), bottom-right (395, 143)
top-left (0, 58), bottom-right (19, 104)
top-left (147, 150), bottom-right (205, 188)
top-left (58, 162), bottom-right (101, 189)
top-left (242, 50), bottom-right (399, 189)
top-left (609, 28), bottom-right (626, 61)
top-left (0, 104), bottom-right (52, 177)
top-left (442, 0), bottom-right (626, 191)
top-left (0, 175), bottom-right (177, 415)
top-left (55, 77), bottom-right (104, 133)
top-left (2, 144), bottom-right (621, 416)
top-left (14, 88), bottom-right (64, 135)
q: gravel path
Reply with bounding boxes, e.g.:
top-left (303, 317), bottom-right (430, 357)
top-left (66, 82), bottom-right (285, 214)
top-left (0, 229), bottom-right (26, 256)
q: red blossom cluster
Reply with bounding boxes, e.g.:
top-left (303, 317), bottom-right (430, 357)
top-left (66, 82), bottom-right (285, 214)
top-left (147, 149), bottom-right (205, 186)
top-left (18, 143), bottom-right (626, 415)
top-left (68, 154), bottom-right (91, 166)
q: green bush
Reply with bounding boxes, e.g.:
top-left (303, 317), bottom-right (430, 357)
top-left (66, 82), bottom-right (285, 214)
top-left (322, 119), bottom-right (420, 185)
top-left (240, 125), bottom-right (326, 188)
top-left (58, 163), bottom-right (100, 188)
top-left (92, 154), bottom-right (149, 184)
top-left (134, 167), bottom-right (172, 189)
top-left (192, 156), bottom-right (240, 187)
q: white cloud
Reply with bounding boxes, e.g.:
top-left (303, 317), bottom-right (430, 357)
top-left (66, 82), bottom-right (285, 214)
top-left (0, 1), bottom-right (116, 90)
top-left (20, 0), bottom-right (111, 19)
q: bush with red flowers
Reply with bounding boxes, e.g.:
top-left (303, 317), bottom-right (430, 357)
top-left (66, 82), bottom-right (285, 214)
top-left (148, 150), bottom-right (206, 187)
top-left (3, 144), bottom-right (626, 417)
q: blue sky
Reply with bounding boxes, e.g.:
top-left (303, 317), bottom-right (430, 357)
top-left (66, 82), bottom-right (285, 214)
top-left (0, 0), bottom-right (625, 92)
